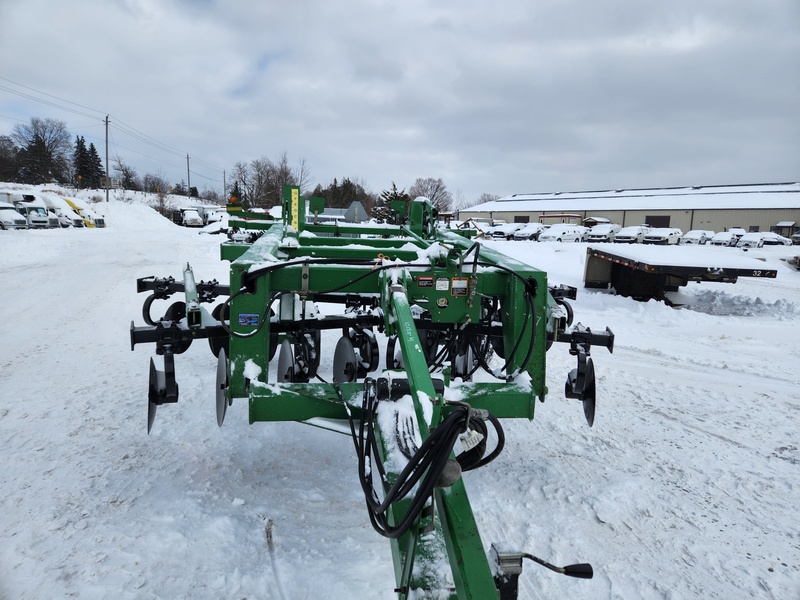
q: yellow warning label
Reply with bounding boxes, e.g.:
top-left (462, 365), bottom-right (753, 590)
top-left (291, 188), bottom-right (300, 230)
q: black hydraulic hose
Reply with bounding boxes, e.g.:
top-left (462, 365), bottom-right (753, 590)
top-left (219, 291), bottom-right (279, 339)
top-left (242, 256), bottom-right (432, 295)
top-left (336, 378), bottom-right (506, 539)
top-left (508, 290), bottom-right (538, 377)
top-left (343, 379), bottom-right (477, 539)
top-left (469, 412), bottom-right (505, 469)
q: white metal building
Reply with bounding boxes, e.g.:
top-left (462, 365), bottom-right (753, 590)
top-left (458, 182), bottom-right (800, 235)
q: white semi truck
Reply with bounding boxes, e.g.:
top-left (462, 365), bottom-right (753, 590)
top-left (39, 191), bottom-right (85, 228)
top-left (0, 201), bottom-right (29, 229)
top-left (0, 191), bottom-right (59, 229)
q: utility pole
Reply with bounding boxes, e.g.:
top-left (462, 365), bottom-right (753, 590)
top-left (186, 154), bottom-right (191, 196)
top-left (223, 170), bottom-right (226, 202)
top-left (105, 115), bottom-right (109, 202)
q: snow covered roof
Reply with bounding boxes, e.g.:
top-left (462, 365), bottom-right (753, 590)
top-left (465, 182), bottom-right (800, 213)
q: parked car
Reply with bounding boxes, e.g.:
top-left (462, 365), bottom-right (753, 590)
top-left (613, 225), bottom-right (650, 244)
top-left (643, 228), bottom-right (683, 245)
top-left (736, 232), bottom-right (766, 249)
top-left (538, 224), bottom-right (586, 242)
top-left (181, 209), bottom-right (204, 227)
top-left (512, 222), bottom-right (548, 241)
top-left (0, 201), bottom-right (28, 229)
top-left (489, 223), bottom-right (525, 240)
top-left (792, 232), bottom-right (800, 245)
top-left (710, 228), bottom-right (746, 247)
top-left (680, 230), bottom-right (715, 245)
top-left (760, 232), bottom-right (792, 246)
top-left (586, 223), bottom-right (622, 243)
top-left (206, 209), bottom-right (226, 224)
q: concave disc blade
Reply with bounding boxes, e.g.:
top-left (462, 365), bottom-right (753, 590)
top-left (216, 348), bottom-right (229, 427)
top-left (147, 358), bottom-right (162, 434)
top-left (277, 339), bottom-right (295, 383)
top-left (333, 336), bottom-right (357, 383)
top-left (582, 358), bottom-right (596, 427)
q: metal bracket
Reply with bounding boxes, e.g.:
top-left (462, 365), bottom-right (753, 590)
top-left (490, 545), bottom-right (523, 600)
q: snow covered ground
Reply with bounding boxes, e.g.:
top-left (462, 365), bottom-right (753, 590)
top-left (1, 198), bottom-right (799, 599)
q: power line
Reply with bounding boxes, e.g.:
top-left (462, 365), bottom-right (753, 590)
top-left (0, 76), bottom-right (107, 116)
top-left (0, 77), bottom-right (226, 182)
top-left (0, 84), bottom-right (101, 121)
top-left (108, 128), bottom-right (222, 184)
top-left (108, 128), bottom-right (185, 171)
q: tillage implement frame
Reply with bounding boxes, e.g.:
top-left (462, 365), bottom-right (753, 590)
top-left (130, 186), bottom-right (614, 599)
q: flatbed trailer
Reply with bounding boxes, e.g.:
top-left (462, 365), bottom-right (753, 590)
top-left (583, 245), bottom-right (778, 301)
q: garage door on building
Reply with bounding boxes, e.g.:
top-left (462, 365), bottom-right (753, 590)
top-left (645, 215), bottom-right (671, 227)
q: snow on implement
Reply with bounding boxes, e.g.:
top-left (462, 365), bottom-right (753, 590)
top-left (130, 187), bottom-right (614, 599)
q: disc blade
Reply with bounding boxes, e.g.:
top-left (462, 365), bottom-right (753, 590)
top-left (363, 329), bottom-right (379, 373)
top-left (333, 336), bottom-right (357, 383)
top-left (147, 399), bottom-right (157, 434)
top-left (147, 358), bottom-right (159, 434)
top-left (277, 339), bottom-right (295, 383)
top-left (582, 358), bottom-right (596, 427)
top-left (216, 348), bottom-right (229, 427)
top-left (386, 336), bottom-right (404, 369)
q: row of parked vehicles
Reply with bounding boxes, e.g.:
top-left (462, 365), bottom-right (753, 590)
top-left (0, 190), bottom-right (106, 230)
top-left (171, 206), bottom-right (226, 227)
top-left (486, 221), bottom-right (797, 247)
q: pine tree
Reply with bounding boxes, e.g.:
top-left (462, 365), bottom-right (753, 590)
top-left (172, 180), bottom-right (187, 196)
top-left (376, 182), bottom-right (409, 224)
top-left (73, 136), bottom-right (90, 188)
top-left (87, 143), bottom-right (105, 188)
top-left (18, 134), bottom-right (64, 184)
top-left (230, 181), bottom-right (242, 204)
top-left (314, 177), bottom-right (374, 211)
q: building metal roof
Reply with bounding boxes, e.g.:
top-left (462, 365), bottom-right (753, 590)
top-left (464, 182), bottom-right (800, 213)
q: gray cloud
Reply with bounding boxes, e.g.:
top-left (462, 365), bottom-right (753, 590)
top-left (1, 0), bottom-right (797, 202)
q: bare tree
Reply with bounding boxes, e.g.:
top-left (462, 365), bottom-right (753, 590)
top-left (199, 186), bottom-right (222, 204)
top-left (12, 117), bottom-right (71, 183)
top-left (248, 157), bottom-right (272, 206)
top-left (453, 188), bottom-right (466, 210)
top-left (143, 169), bottom-right (170, 194)
top-left (263, 151), bottom-right (304, 206)
top-left (295, 156), bottom-right (312, 195)
top-left (458, 192), bottom-right (501, 211)
top-left (231, 161), bottom-right (251, 206)
top-left (476, 192), bottom-right (500, 204)
top-left (407, 177), bottom-right (454, 212)
top-left (112, 155), bottom-right (141, 191)
top-left (231, 152), bottom-right (312, 209)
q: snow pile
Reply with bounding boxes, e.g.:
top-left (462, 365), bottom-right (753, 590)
top-left (1, 204), bottom-right (799, 599)
top-left (684, 289), bottom-right (799, 318)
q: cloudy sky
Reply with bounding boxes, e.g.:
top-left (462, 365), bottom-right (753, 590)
top-left (1, 0), bottom-right (798, 205)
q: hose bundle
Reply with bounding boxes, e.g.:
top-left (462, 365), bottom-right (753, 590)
top-left (341, 378), bottom-right (504, 539)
